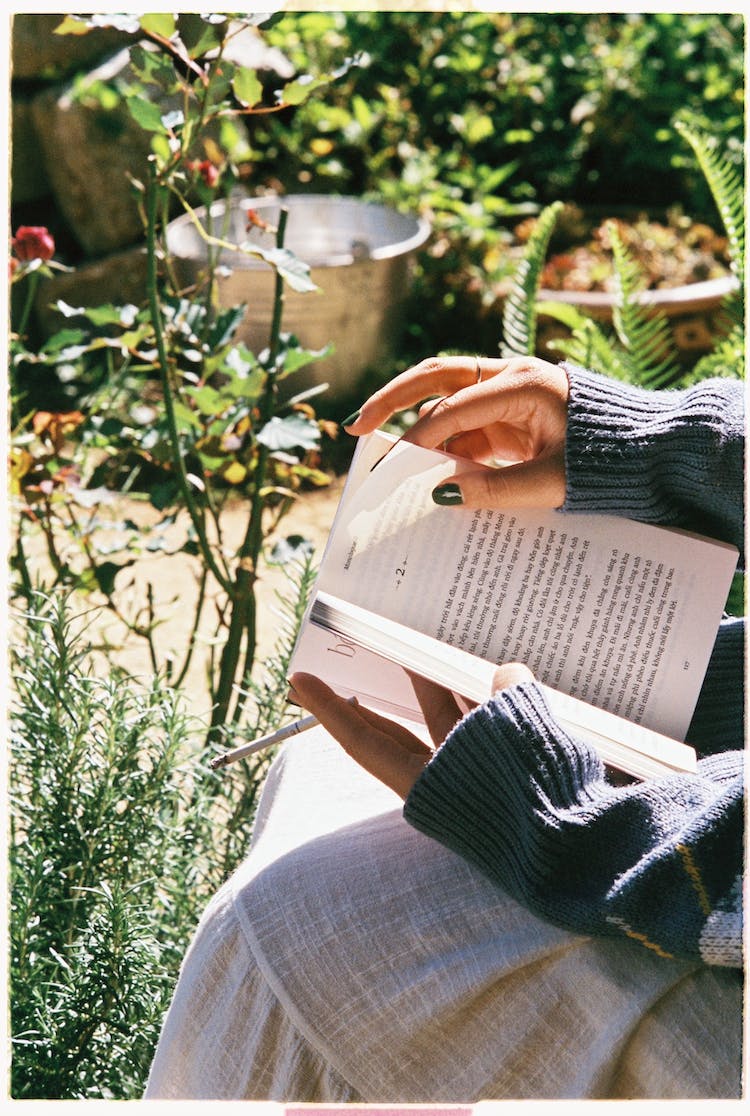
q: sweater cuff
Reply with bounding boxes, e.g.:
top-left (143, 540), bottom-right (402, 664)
top-left (403, 681), bottom-right (604, 894)
top-left (559, 362), bottom-right (745, 546)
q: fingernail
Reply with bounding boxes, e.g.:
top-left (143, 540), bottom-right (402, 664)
top-left (341, 408), bottom-right (361, 428)
top-left (432, 482), bottom-right (464, 506)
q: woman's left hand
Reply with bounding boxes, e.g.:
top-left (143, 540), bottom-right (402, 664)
top-left (288, 663), bottom-right (534, 799)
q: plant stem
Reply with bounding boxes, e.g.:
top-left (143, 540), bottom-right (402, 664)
top-left (209, 209), bottom-right (288, 740)
top-left (145, 168), bottom-right (231, 594)
top-left (15, 270), bottom-right (39, 340)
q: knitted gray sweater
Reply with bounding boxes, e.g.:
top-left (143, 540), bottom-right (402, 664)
top-left (404, 365), bottom-right (744, 968)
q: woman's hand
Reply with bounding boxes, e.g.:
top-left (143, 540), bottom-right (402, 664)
top-left (344, 355), bottom-right (569, 509)
top-left (288, 663), bottom-right (535, 800)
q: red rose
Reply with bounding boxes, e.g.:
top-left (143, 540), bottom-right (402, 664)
top-left (187, 160), bottom-right (220, 189)
top-left (12, 226), bottom-right (55, 262)
top-left (201, 162), bottom-right (220, 189)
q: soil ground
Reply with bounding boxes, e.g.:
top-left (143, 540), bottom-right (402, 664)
top-left (17, 476), bottom-right (346, 725)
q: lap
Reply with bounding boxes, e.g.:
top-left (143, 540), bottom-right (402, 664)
top-left (147, 727), bottom-right (743, 1101)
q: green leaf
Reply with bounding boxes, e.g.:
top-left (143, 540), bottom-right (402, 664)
top-left (269, 535), bottom-right (315, 566)
top-left (608, 223), bottom-right (680, 389)
top-left (541, 307), bottom-right (631, 383)
top-left (724, 570), bottom-right (745, 617)
top-left (93, 560), bottom-right (134, 597)
top-left (150, 133), bottom-right (173, 168)
top-left (129, 43), bottom-right (176, 86)
top-left (209, 307), bottom-right (248, 349)
top-left (242, 244), bottom-right (318, 294)
top-left (139, 13), bottom-right (177, 39)
top-left (128, 96), bottom-right (167, 134)
top-left (257, 414), bottom-right (320, 452)
top-left (55, 301), bottom-right (141, 328)
top-left (501, 200), bottom-right (563, 357)
top-left (53, 15), bottom-right (93, 36)
top-left (184, 19), bottom-right (226, 59)
top-left (232, 69), bottom-right (263, 109)
top-left (172, 401), bottom-right (203, 433)
top-left (40, 328), bottom-right (88, 353)
top-left (150, 481), bottom-right (180, 510)
top-left (277, 342), bottom-right (333, 378)
top-left (184, 385), bottom-right (226, 417)
top-left (277, 73), bottom-right (330, 107)
top-left (675, 117), bottom-right (745, 278)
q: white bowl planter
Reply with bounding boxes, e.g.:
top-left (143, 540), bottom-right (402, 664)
top-left (535, 274), bottom-right (739, 359)
top-left (166, 194), bottom-right (431, 398)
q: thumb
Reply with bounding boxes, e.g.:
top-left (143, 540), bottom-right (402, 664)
top-left (491, 663), bottom-right (535, 693)
top-left (432, 451), bottom-right (565, 510)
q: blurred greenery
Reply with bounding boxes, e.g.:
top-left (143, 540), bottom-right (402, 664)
top-left (255, 11), bottom-right (743, 214)
top-left (249, 11), bottom-right (744, 363)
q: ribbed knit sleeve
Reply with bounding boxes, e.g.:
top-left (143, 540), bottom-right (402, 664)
top-left (686, 616), bottom-right (744, 754)
top-left (560, 364), bottom-right (745, 562)
top-left (404, 682), bottom-right (744, 967)
top-left (404, 367), bottom-right (745, 968)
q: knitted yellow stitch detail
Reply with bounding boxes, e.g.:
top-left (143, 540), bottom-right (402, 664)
top-left (607, 916), bottom-right (675, 960)
top-left (676, 842), bottom-right (712, 916)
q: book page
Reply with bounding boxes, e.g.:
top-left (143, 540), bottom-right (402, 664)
top-left (302, 592), bottom-right (697, 780)
top-left (312, 432), bottom-right (737, 742)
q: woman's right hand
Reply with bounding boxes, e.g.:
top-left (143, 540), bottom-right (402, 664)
top-left (344, 355), bottom-right (570, 510)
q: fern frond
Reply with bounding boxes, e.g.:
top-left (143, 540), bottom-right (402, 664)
top-left (537, 300), bottom-right (632, 381)
top-left (608, 222), bottom-right (681, 389)
top-left (675, 117), bottom-right (744, 277)
top-left (681, 322), bottom-right (745, 385)
top-left (501, 200), bottom-right (563, 357)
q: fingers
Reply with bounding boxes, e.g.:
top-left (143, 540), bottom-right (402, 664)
top-left (433, 448), bottom-right (566, 509)
top-left (344, 355), bottom-right (509, 434)
top-left (406, 671), bottom-right (466, 745)
top-left (354, 700), bottom-right (434, 756)
top-left (406, 368), bottom-right (567, 455)
top-left (440, 428), bottom-right (513, 466)
top-left (492, 662), bottom-right (535, 691)
top-left (288, 672), bottom-right (429, 798)
top-left (344, 356), bottom-right (567, 442)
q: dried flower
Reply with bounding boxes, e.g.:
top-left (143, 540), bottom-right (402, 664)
top-left (12, 225), bottom-right (55, 262)
top-left (32, 410), bottom-right (85, 454)
top-left (246, 208), bottom-right (272, 232)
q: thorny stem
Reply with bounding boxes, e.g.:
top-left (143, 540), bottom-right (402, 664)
top-left (170, 565), bottom-right (209, 689)
top-left (209, 209), bottom-right (289, 740)
top-left (145, 166), bottom-right (231, 595)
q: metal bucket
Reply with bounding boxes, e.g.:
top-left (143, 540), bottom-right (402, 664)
top-left (166, 194), bottom-right (431, 397)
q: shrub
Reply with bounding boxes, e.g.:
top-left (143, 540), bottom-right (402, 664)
top-left (9, 576), bottom-right (314, 1097)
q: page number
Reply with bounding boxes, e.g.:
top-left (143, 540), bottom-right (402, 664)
top-left (683, 660), bottom-right (690, 671)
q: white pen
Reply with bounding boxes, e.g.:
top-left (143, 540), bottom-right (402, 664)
top-left (210, 697), bottom-right (358, 771)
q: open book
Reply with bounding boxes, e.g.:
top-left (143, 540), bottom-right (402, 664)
top-left (289, 430), bottom-right (739, 780)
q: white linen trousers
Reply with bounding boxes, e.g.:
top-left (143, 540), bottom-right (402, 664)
top-left (145, 726), bottom-right (743, 1101)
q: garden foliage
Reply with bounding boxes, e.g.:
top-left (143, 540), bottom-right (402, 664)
top-left (7, 10), bottom-right (745, 1100)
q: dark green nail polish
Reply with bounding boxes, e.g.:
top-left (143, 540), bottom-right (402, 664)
top-left (432, 482), bottom-right (464, 506)
top-left (341, 409), bottom-right (361, 428)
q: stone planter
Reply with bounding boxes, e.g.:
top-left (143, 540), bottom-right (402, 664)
top-left (166, 194), bottom-right (431, 398)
